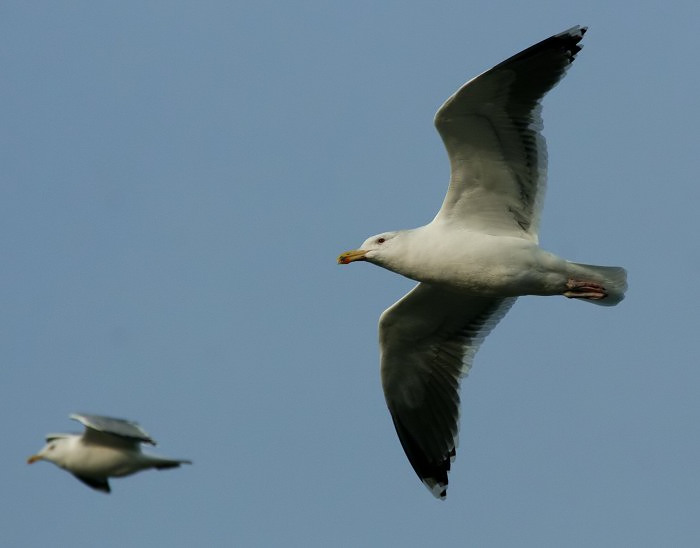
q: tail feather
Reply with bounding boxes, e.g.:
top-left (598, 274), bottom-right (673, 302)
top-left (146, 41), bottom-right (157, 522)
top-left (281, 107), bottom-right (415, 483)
top-left (150, 457), bottom-right (192, 470)
top-left (570, 263), bottom-right (627, 306)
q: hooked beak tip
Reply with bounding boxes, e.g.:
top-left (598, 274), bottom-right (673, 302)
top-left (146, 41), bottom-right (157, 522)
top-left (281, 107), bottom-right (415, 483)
top-left (337, 249), bottom-right (368, 264)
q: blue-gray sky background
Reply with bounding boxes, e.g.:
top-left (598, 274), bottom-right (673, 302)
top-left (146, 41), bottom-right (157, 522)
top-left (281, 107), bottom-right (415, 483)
top-left (3, 1), bottom-right (699, 546)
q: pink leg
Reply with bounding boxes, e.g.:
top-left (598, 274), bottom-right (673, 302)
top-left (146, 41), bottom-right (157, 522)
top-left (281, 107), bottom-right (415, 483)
top-left (563, 279), bottom-right (607, 300)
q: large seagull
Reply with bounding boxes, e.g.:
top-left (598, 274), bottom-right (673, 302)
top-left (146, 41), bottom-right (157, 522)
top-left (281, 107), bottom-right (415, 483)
top-left (338, 26), bottom-right (627, 499)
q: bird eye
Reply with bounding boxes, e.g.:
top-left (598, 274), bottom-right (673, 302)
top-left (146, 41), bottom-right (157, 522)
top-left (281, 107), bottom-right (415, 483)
top-left (377, 237), bottom-right (385, 244)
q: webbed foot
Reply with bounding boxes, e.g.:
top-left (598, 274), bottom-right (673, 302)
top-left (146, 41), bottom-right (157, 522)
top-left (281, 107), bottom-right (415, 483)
top-left (564, 279), bottom-right (607, 300)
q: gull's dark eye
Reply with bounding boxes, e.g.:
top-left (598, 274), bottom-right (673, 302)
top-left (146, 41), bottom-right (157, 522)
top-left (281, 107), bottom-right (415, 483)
top-left (377, 237), bottom-right (385, 244)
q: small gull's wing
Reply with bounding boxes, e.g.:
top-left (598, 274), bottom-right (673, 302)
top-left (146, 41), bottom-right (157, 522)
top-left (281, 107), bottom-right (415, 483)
top-left (72, 474), bottom-right (111, 493)
top-left (71, 413), bottom-right (156, 446)
top-left (433, 26), bottom-right (586, 239)
top-left (379, 283), bottom-right (515, 498)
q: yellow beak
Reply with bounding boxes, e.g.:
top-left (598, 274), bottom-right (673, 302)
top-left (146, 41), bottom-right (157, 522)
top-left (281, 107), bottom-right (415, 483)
top-left (337, 249), bottom-right (368, 264)
top-left (27, 454), bottom-right (42, 464)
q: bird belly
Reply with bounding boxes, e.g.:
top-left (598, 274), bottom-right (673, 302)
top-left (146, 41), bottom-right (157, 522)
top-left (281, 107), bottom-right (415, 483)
top-left (66, 447), bottom-right (144, 477)
top-left (396, 236), bottom-right (571, 297)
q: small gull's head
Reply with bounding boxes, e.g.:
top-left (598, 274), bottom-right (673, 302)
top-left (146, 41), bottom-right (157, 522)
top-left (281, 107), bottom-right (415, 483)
top-left (337, 232), bottom-right (399, 265)
top-left (27, 437), bottom-right (73, 468)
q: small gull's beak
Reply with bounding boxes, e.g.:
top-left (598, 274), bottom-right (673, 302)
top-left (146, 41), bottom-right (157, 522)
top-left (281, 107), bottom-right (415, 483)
top-left (27, 454), bottom-right (42, 464)
top-left (337, 249), bottom-right (368, 264)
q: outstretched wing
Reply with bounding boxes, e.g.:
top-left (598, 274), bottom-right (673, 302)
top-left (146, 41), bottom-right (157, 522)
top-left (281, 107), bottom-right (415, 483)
top-left (71, 413), bottom-right (156, 447)
top-left (72, 474), bottom-right (111, 493)
top-left (433, 26), bottom-right (586, 240)
top-left (379, 283), bottom-right (515, 498)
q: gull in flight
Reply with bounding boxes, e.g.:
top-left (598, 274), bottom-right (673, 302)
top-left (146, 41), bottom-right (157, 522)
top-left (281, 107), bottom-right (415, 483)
top-left (27, 413), bottom-right (192, 493)
top-left (338, 26), bottom-right (627, 499)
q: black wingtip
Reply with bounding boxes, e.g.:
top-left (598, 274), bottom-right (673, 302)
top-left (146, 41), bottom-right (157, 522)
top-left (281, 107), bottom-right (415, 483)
top-left (486, 24), bottom-right (589, 80)
top-left (432, 483), bottom-right (448, 500)
top-left (547, 25), bottom-right (588, 55)
top-left (550, 25), bottom-right (588, 62)
top-left (390, 414), bottom-right (456, 499)
top-left (73, 473), bottom-right (111, 493)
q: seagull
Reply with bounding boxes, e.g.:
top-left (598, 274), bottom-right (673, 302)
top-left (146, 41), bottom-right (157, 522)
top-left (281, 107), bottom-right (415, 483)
top-left (337, 26), bottom-right (627, 499)
top-left (27, 413), bottom-right (192, 493)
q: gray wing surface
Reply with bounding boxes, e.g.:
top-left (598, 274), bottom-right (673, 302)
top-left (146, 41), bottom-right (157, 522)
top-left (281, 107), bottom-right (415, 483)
top-left (71, 413), bottom-right (156, 445)
top-left (433, 26), bottom-right (586, 240)
top-left (379, 283), bottom-right (515, 498)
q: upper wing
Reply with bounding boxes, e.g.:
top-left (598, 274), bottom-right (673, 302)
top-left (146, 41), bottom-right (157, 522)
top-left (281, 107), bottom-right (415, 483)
top-left (71, 413), bottom-right (156, 447)
top-left (433, 26), bottom-right (586, 240)
top-left (379, 283), bottom-right (515, 498)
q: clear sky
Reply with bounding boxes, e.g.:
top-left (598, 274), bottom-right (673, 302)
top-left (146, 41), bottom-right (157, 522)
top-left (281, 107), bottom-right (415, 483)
top-left (3, 1), bottom-right (699, 546)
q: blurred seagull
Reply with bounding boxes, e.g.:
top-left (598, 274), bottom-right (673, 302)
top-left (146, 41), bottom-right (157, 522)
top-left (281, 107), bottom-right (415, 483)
top-left (338, 26), bottom-right (627, 499)
top-left (27, 413), bottom-right (192, 493)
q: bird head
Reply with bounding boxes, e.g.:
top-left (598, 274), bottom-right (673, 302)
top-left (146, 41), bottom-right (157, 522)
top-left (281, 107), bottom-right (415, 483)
top-left (27, 436), bottom-right (72, 467)
top-left (337, 231), bottom-right (400, 266)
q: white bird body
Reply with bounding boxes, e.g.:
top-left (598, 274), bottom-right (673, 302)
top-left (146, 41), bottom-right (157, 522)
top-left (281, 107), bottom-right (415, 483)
top-left (41, 435), bottom-right (174, 477)
top-left (28, 414), bottom-right (191, 493)
top-left (338, 26), bottom-right (627, 499)
top-left (359, 225), bottom-right (624, 302)
top-left (363, 227), bottom-right (575, 297)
